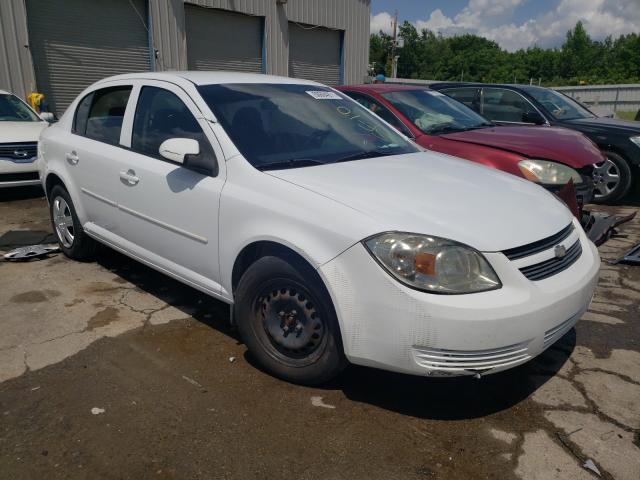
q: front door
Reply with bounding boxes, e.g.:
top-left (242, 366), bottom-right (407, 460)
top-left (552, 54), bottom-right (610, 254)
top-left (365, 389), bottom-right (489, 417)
top-left (116, 81), bottom-right (225, 294)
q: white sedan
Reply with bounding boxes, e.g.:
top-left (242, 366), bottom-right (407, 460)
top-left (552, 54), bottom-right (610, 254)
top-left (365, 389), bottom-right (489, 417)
top-left (39, 72), bottom-right (600, 384)
top-left (0, 90), bottom-right (52, 188)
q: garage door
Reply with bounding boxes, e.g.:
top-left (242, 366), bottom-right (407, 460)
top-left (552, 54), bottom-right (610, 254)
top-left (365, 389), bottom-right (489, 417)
top-left (185, 6), bottom-right (263, 73)
top-left (26, 0), bottom-right (150, 116)
top-left (289, 23), bottom-right (342, 86)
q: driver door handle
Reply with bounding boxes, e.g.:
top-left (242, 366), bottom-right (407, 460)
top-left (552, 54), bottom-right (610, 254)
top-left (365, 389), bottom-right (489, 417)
top-left (119, 169), bottom-right (140, 186)
top-left (65, 151), bottom-right (79, 165)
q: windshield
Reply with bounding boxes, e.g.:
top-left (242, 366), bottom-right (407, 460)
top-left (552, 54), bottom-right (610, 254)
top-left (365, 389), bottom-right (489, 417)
top-left (197, 83), bottom-right (418, 170)
top-left (0, 94), bottom-right (40, 122)
top-left (524, 88), bottom-right (595, 120)
top-left (381, 89), bottom-right (492, 135)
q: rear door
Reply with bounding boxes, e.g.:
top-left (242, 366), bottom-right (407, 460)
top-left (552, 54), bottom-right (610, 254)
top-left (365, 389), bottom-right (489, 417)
top-left (69, 82), bottom-right (134, 233)
top-left (116, 81), bottom-right (226, 294)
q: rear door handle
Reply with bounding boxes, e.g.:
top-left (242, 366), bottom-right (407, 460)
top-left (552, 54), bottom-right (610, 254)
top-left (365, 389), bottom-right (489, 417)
top-left (65, 151), bottom-right (79, 165)
top-left (119, 169), bottom-right (140, 186)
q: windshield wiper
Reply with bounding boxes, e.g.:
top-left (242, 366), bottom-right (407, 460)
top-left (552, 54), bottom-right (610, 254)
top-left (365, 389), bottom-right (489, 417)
top-left (332, 149), bottom-right (397, 164)
top-left (256, 158), bottom-right (327, 171)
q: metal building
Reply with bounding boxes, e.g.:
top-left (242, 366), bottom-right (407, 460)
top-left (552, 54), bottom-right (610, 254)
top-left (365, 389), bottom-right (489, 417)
top-left (0, 0), bottom-right (371, 115)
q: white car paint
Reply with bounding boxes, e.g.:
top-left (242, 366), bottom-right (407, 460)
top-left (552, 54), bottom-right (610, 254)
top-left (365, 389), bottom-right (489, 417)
top-left (0, 89), bottom-right (49, 188)
top-left (39, 72), bottom-right (600, 378)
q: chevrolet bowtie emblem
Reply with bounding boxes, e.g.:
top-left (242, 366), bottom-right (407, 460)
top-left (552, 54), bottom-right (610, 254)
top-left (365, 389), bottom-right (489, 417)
top-left (554, 244), bottom-right (567, 258)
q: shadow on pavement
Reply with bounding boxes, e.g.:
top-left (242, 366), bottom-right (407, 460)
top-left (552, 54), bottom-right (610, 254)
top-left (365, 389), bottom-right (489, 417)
top-left (91, 235), bottom-right (575, 422)
top-left (0, 185), bottom-right (44, 202)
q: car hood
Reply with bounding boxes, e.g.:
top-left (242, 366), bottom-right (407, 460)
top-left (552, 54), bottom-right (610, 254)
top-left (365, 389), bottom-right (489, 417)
top-left (439, 125), bottom-right (604, 167)
top-left (562, 117), bottom-right (640, 135)
top-left (0, 121), bottom-right (48, 143)
top-left (266, 152), bottom-right (573, 252)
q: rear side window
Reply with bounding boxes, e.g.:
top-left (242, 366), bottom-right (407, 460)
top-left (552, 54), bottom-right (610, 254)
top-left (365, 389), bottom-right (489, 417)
top-left (132, 86), bottom-right (216, 175)
top-left (74, 86), bottom-right (132, 144)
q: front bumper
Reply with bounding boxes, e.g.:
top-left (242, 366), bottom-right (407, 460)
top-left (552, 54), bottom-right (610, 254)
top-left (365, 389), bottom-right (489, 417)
top-left (319, 221), bottom-right (600, 377)
top-left (0, 157), bottom-right (41, 188)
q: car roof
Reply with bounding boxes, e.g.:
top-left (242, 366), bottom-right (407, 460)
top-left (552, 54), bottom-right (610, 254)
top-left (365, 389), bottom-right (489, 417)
top-left (430, 82), bottom-right (545, 92)
top-left (0, 89), bottom-right (11, 95)
top-left (338, 84), bottom-right (428, 93)
top-left (95, 71), bottom-right (324, 87)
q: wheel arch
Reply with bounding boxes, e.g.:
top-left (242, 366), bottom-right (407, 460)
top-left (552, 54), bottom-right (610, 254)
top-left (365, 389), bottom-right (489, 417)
top-left (231, 240), bottom-right (322, 296)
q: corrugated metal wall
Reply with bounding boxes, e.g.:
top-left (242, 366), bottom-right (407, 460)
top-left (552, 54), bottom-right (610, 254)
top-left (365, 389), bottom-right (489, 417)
top-left (0, 0), bottom-right (36, 98)
top-left (2, 0), bottom-right (370, 100)
top-left (152, 0), bottom-right (370, 84)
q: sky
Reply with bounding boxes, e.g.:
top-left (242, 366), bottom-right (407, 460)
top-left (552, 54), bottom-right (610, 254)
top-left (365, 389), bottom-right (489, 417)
top-left (371, 0), bottom-right (640, 52)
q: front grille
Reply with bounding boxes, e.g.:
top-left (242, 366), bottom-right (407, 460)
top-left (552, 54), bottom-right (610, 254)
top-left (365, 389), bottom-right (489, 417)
top-left (502, 223), bottom-right (574, 260)
top-left (0, 142), bottom-right (38, 161)
top-left (0, 172), bottom-right (39, 182)
top-left (412, 341), bottom-right (532, 372)
top-left (519, 240), bottom-right (582, 281)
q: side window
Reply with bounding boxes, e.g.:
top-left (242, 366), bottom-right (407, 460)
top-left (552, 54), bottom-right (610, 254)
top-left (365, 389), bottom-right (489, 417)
top-left (443, 88), bottom-right (480, 111)
top-left (481, 88), bottom-right (538, 123)
top-left (347, 92), bottom-right (413, 137)
top-left (132, 86), bottom-right (216, 175)
top-left (73, 93), bottom-right (93, 135)
top-left (83, 86), bottom-right (132, 144)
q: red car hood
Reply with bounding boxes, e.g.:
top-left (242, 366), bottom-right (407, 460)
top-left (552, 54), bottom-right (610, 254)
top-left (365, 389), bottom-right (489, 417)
top-left (440, 125), bottom-right (604, 168)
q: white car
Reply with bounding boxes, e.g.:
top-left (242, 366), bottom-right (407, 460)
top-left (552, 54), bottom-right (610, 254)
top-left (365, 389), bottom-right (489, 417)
top-left (0, 90), bottom-right (52, 188)
top-left (39, 72), bottom-right (600, 384)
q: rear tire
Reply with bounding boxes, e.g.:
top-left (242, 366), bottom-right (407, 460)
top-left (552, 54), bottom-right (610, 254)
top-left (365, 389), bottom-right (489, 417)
top-left (234, 256), bottom-right (347, 385)
top-left (592, 151), bottom-right (632, 204)
top-left (49, 185), bottom-right (95, 261)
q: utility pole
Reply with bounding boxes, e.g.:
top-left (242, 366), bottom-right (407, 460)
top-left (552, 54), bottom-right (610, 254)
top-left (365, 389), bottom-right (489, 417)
top-left (391, 10), bottom-right (399, 78)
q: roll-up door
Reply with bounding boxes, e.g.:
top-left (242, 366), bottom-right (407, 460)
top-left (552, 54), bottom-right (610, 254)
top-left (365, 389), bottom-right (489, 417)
top-left (288, 23), bottom-right (342, 86)
top-left (26, 0), bottom-right (150, 116)
top-left (185, 5), bottom-right (263, 73)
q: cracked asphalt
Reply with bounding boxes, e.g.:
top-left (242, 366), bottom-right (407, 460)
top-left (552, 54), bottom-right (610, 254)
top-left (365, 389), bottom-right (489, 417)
top-left (1, 186), bottom-right (639, 480)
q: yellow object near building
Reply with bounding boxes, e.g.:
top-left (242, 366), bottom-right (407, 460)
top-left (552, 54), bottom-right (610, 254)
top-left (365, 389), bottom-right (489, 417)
top-left (27, 92), bottom-right (45, 112)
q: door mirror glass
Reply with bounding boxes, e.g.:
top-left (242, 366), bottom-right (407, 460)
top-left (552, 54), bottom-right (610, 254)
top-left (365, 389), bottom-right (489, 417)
top-left (159, 138), bottom-right (200, 164)
top-left (39, 111), bottom-right (55, 123)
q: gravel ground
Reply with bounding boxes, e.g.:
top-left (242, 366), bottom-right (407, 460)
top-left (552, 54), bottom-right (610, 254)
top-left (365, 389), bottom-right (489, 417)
top-left (0, 186), bottom-right (639, 480)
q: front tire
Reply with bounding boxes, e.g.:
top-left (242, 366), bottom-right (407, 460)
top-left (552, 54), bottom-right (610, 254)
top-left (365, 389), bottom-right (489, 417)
top-left (235, 256), bottom-right (347, 385)
top-left (592, 151), bottom-right (633, 204)
top-left (49, 185), bottom-right (95, 260)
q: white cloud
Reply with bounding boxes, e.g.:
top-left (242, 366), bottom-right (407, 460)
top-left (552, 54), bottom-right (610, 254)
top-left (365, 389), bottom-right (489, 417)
top-left (376, 0), bottom-right (640, 52)
top-left (370, 12), bottom-right (394, 35)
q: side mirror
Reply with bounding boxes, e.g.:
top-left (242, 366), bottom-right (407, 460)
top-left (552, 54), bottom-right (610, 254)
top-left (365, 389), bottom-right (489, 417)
top-left (40, 112), bottom-right (55, 123)
top-left (522, 111), bottom-right (545, 125)
top-left (159, 138), bottom-right (200, 164)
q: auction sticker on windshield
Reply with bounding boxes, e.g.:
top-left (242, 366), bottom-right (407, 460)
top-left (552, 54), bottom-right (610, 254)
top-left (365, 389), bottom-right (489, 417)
top-left (306, 90), bottom-right (342, 100)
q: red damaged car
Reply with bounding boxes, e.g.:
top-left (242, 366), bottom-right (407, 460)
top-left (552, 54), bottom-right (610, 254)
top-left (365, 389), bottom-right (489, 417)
top-left (337, 84), bottom-right (602, 217)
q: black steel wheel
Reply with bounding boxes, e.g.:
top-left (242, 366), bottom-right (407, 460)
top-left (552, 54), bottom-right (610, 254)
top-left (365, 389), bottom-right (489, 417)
top-left (235, 256), bottom-right (346, 384)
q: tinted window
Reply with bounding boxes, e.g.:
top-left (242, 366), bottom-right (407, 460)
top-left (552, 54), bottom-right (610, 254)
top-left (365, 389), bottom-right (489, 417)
top-left (0, 94), bottom-right (40, 122)
top-left (381, 90), bottom-right (491, 135)
top-left (83, 86), bottom-right (132, 144)
top-left (73, 93), bottom-right (93, 135)
top-left (197, 83), bottom-right (417, 170)
top-left (481, 88), bottom-right (538, 123)
top-left (345, 91), bottom-right (411, 135)
top-left (132, 86), bottom-right (216, 175)
top-left (442, 88), bottom-right (479, 110)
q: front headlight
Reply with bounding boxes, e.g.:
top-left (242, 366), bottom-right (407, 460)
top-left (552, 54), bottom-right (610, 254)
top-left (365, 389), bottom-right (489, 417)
top-left (518, 159), bottom-right (582, 185)
top-left (630, 136), bottom-right (640, 149)
top-left (364, 232), bottom-right (501, 294)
